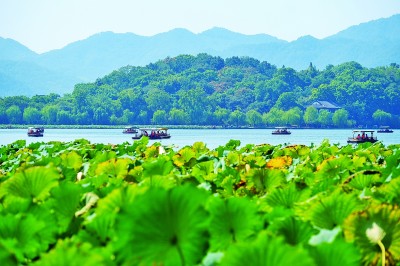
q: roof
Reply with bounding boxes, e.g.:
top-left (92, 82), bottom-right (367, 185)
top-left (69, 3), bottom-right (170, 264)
top-left (352, 130), bottom-right (375, 133)
top-left (309, 101), bottom-right (341, 110)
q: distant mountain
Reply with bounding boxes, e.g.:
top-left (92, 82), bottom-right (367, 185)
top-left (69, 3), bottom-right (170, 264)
top-left (0, 37), bottom-right (37, 61)
top-left (1, 14), bottom-right (399, 97)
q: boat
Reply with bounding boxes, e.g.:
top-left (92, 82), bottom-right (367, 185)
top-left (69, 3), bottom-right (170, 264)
top-left (272, 127), bottom-right (291, 135)
top-left (132, 128), bottom-right (171, 140)
top-left (377, 126), bottom-right (394, 133)
top-left (347, 130), bottom-right (378, 144)
top-left (27, 127), bottom-right (44, 137)
top-left (122, 126), bottom-right (138, 134)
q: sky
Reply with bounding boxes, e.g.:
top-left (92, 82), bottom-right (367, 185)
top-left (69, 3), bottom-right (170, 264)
top-left (1, 0), bottom-right (400, 54)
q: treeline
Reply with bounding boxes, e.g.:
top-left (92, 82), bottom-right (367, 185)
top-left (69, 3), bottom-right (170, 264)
top-left (0, 54), bottom-right (399, 127)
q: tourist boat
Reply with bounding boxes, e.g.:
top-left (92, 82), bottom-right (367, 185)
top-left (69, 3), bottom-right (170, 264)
top-left (347, 130), bottom-right (378, 144)
top-left (271, 127), bottom-right (291, 135)
top-left (27, 127), bottom-right (44, 137)
top-left (377, 126), bottom-right (394, 133)
top-left (132, 128), bottom-right (171, 140)
top-left (122, 126), bottom-right (138, 134)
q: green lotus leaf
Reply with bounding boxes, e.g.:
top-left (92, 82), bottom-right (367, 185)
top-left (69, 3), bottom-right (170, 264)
top-left (242, 154), bottom-right (266, 168)
top-left (281, 144), bottom-right (311, 159)
top-left (268, 216), bottom-right (317, 246)
top-left (83, 213), bottom-right (114, 245)
top-left (381, 150), bottom-right (400, 181)
top-left (140, 174), bottom-right (177, 189)
top-left (308, 236), bottom-right (361, 266)
top-left (192, 141), bottom-right (209, 154)
top-left (247, 168), bottom-right (285, 194)
top-left (192, 160), bottom-right (216, 182)
top-left (180, 147), bottom-right (196, 163)
top-left (96, 185), bottom-right (141, 217)
top-left (377, 176), bottom-right (400, 204)
top-left (343, 204), bottom-right (400, 265)
top-left (142, 156), bottom-right (174, 178)
top-left (0, 166), bottom-right (59, 202)
top-left (266, 183), bottom-right (309, 209)
top-left (143, 145), bottom-right (159, 158)
top-left (95, 158), bottom-right (132, 179)
top-left (60, 151), bottom-right (83, 171)
top-left (346, 170), bottom-right (381, 191)
top-left (0, 213), bottom-right (47, 260)
top-left (307, 190), bottom-right (363, 229)
top-left (32, 238), bottom-right (109, 266)
top-left (82, 186), bottom-right (143, 244)
top-left (220, 232), bottom-right (315, 266)
top-left (115, 185), bottom-right (209, 266)
top-left (316, 155), bottom-right (352, 179)
top-left (48, 182), bottom-right (83, 232)
top-left (354, 150), bottom-right (377, 164)
top-left (223, 139), bottom-right (241, 151)
top-left (207, 197), bottom-right (262, 251)
top-left (0, 238), bottom-right (23, 265)
top-left (226, 151), bottom-right (241, 166)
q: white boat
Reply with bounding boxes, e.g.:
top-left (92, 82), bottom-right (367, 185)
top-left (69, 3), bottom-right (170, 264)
top-left (132, 128), bottom-right (171, 140)
top-left (122, 126), bottom-right (138, 134)
top-left (27, 127), bottom-right (44, 137)
top-left (271, 127), bottom-right (291, 135)
top-left (347, 130), bottom-right (378, 144)
top-left (377, 126), bottom-right (393, 133)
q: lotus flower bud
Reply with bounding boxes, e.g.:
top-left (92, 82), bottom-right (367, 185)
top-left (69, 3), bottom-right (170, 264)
top-left (366, 222), bottom-right (386, 244)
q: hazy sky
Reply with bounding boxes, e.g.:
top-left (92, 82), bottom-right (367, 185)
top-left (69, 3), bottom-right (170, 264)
top-left (1, 0), bottom-right (400, 53)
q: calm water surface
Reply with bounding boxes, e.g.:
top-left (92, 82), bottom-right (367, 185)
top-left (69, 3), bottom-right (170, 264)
top-left (1, 128), bottom-right (399, 149)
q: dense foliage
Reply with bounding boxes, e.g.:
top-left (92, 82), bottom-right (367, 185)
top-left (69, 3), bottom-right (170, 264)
top-left (1, 54), bottom-right (399, 127)
top-left (1, 138), bottom-right (400, 265)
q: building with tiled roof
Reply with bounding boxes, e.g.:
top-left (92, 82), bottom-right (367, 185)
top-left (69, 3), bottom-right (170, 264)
top-left (309, 101), bottom-right (341, 111)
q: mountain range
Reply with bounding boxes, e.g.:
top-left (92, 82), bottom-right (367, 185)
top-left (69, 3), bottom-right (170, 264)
top-left (1, 14), bottom-right (399, 97)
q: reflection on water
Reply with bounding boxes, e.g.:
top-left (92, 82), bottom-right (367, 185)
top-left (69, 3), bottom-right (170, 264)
top-left (0, 128), bottom-right (399, 149)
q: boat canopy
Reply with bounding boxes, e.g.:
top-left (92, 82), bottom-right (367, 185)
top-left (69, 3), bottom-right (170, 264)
top-left (352, 130), bottom-right (375, 133)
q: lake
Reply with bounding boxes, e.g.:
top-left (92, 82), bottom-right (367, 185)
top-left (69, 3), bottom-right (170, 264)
top-left (1, 128), bottom-right (399, 149)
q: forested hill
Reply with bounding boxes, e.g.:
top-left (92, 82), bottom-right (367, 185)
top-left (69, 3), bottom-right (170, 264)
top-left (1, 14), bottom-right (400, 97)
top-left (1, 54), bottom-right (399, 128)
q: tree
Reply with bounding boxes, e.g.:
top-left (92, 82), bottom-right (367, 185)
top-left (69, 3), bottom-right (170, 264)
top-left (169, 108), bottom-right (190, 125)
top-left (41, 105), bottom-right (58, 124)
top-left (372, 109), bottom-right (392, 126)
top-left (137, 110), bottom-right (149, 125)
top-left (229, 109), bottom-right (246, 127)
top-left (152, 110), bottom-right (168, 125)
top-left (284, 107), bottom-right (303, 126)
top-left (6, 105), bottom-right (23, 124)
top-left (145, 88), bottom-right (173, 113)
top-left (303, 106), bottom-right (318, 126)
top-left (263, 108), bottom-right (285, 126)
top-left (332, 109), bottom-right (350, 128)
top-left (246, 110), bottom-right (263, 127)
top-left (317, 109), bottom-right (332, 127)
top-left (0, 106), bottom-right (8, 124)
top-left (274, 92), bottom-right (299, 111)
top-left (121, 109), bottom-right (135, 125)
top-left (178, 88), bottom-right (208, 125)
top-left (23, 107), bottom-right (42, 124)
top-left (57, 110), bottom-right (74, 125)
top-left (213, 108), bottom-right (230, 126)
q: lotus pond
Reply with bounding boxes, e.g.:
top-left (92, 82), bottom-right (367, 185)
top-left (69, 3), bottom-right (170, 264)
top-left (0, 138), bottom-right (399, 265)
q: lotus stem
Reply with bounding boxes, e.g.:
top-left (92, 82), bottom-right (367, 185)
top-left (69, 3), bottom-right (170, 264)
top-left (377, 240), bottom-right (385, 266)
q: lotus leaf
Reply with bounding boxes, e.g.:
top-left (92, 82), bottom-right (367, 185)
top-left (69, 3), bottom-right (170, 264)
top-left (115, 185), bottom-right (209, 266)
top-left (220, 232), bottom-right (315, 266)
top-left (207, 197), bottom-right (262, 251)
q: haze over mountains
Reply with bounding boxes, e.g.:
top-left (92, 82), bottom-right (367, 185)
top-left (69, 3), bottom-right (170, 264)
top-left (0, 14), bottom-right (399, 97)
